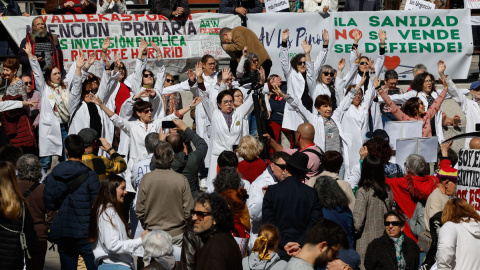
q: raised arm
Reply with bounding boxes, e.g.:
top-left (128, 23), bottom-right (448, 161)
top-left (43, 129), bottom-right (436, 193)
top-left (236, 47), bottom-right (248, 79)
top-left (24, 42), bottom-right (46, 95)
top-left (132, 39), bottom-right (149, 95)
top-left (68, 50), bottom-right (87, 114)
top-left (92, 95), bottom-right (132, 135)
top-left (348, 29), bottom-right (362, 67)
top-left (150, 41), bottom-right (166, 97)
top-left (378, 87), bottom-right (410, 121)
top-left (312, 30), bottom-right (329, 77)
top-left (280, 29), bottom-right (291, 78)
top-left (271, 84), bottom-right (314, 123)
top-left (373, 29), bottom-right (386, 75)
top-left (424, 80), bottom-right (448, 122)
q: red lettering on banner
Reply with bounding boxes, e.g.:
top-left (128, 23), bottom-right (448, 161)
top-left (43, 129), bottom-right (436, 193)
top-left (112, 48), bottom-right (120, 57)
top-left (98, 14), bottom-right (109, 21)
top-left (157, 15), bottom-right (168, 20)
top-left (147, 15), bottom-right (157, 21)
top-left (134, 14), bottom-right (145, 20)
top-left (41, 16), bottom-right (48, 23)
top-left (121, 49), bottom-right (127, 59)
top-left (61, 15), bottom-right (73, 23)
top-left (87, 14), bottom-right (98, 22)
top-left (72, 15), bottom-right (85, 22)
top-left (71, 50), bottom-right (79, 61)
top-left (458, 189), bottom-right (467, 201)
top-left (200, 28), bottom-right (220, 34)
top-left (86, 49), bottom-right (94, 57)
top-left (111, 14), bottom-right (121, 21)
top-left (131, 48), bottom-right (139, 59)
top-left (175, 47), bottom-right (182, 57)
top-left (335, 29), bottom-right (363, 40)
top-left (147, 48), bottom-right (155, 58)
top-left (52, 16), bottom-right (61, 23)
top-left (164, 47), bottom-right (171, 58)
top-left (121, 14), bottom-right (132, 21)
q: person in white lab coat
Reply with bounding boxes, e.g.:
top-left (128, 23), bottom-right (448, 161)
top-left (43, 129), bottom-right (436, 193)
top-left (198, 61), bottom-right (256, 191)
top-left (24, 42), bottom-right (84, 172)
top-left (438, 60), bottom-right (480, 148)
top-left (279, 28), bottom-right (315, 132)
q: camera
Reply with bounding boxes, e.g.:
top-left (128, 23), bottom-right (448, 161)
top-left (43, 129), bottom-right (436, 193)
top-left (238, 70), bottom-right (260, 86)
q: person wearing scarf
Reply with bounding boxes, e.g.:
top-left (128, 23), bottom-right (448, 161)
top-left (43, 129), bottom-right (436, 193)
top-left (364, 210), bottom-right (419, 270)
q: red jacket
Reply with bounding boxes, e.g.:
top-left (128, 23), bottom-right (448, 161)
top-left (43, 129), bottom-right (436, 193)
top-left (386, 173), bottom-right (439, 242)
top-left (1, 95), bottom-right (37, 149)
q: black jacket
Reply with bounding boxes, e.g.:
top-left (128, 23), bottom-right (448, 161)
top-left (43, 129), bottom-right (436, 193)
top-left (262, 176), bottom-right (323, 260)
top-left (150, 0), bottom-right (190, 19)
top-left (43, 160), bottom-right (99, 240)
top-left (195, 226), bottom-right (242, 270)
top-left (364, 231), bottom-right (420, 270)
top-left (0, 206), bottom-right (38, 270)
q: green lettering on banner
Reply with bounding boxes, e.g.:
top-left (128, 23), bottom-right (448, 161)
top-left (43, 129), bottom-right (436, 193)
top-left (91, 39), bottom-right (98, 49)
top-left (396, 16), bottom-right (408, 27)
top-left (369, 16), bottom-right (380, 27)
top-left (60, 39), bottom-right (68, 50)
top-left (447, 16), bottom-right (458, 26)
top-left (438, 30), bottom-right (449, 40)
top-left (334, 44), bottom-right (343, 53)
top-left (398, 30), bottom-right (410, 39)
top-left (411, 30), bottom-right (421, 40)
top-left (365, 43), bottom-right (376, 53)
top-left (451, 29), bottom-right (460, 40)
top-left (381, 16), bottom-right (394, 27)
top-left (431, 17), bottom-right (445, 27)
top-left (419, 16), bottom-right (430, 27)
top-left (369, 31), bottom-right (377, 40)
top-left (434, 43), bottom-right (445, 52)
top-left (409, 43), bottom-right (417, 52)
top-left (419, 43), bottom-right (431, 53)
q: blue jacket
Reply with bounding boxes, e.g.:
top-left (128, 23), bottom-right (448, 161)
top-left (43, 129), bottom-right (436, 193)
top-left (322, 206), bottom-right (354, 249)
top-left (44, 160), bottom-right (99, 240)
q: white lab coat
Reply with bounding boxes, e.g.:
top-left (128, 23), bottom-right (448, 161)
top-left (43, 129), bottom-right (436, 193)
top-left (304, 0), bottom-right (338, 12)
top-left (340, 78), bottom-right (377, 176)
top-left (280, 46), bottom-right (313, 131)
top-left (201, 90), bottom-right (254, 192)
top-left (246, 167), bottom-right (277, 251)
top-left (446, 77), bottom-right (480, 148)
top-left (29, 58), bottom-right (82, 157)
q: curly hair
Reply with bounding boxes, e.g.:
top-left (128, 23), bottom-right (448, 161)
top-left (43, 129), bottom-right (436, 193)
top-left (402, 97), bottom-right (422, 118)
top-left (290, 53), bottom-right (306, 73)
top-left (314, 176), bottom-right (350, 208)
top-left (244, 52), bottom-right (260, 72)
top-left (16, 154), bottom-right (43, 182)
top-left (196, 192), bottom-right (234, 233)
top-left (442, 198), bottom-right (480, 224)
top-left (363, 137), bottom-right (393, 165)
top-left (220, 188), bottom-right (248, 219)
top-left (237, 135), bottom-right (263, 161)
top-left (410, 72), bottom-right (435, 93)
top-left (214, 167), bottom-right (242, 193)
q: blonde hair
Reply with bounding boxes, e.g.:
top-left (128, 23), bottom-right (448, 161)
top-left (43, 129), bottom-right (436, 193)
top-left (237, 135), bottom-right (263, 161)
top-left (442, 198), bottom-right (480, 224)
top-left (0, 161), bottom-right (26, 220)
top-left (252, 224), bottom-right (280, 260)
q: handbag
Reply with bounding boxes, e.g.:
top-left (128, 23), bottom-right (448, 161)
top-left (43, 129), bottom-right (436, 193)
top-left (0, 202), bottom-right (32, 259)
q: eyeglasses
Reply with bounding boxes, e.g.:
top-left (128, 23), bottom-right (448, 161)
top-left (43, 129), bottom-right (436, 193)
top-left (191, 210), bottom-right (211, 220)
top-left (297, 61), bottom-right (306, 66)
top-left (206, 62), bottom-right (216, 66)
top-left (384, 221), bottom-right (402, 227)
top-left (222, 100), bottom-right (233, 104)
top-left (359, 62), bottom-right (369, 65)
top-left (252, 59), bottom-right (259, 63)
top-left (143, 73), bottom-right (153, 78)
top-left (24, 81), bottom-right (32, 85)
top-left (165, 79), bottom-right (174, 83)
top-left (143, 109), bottom-right (152, 113)
top-left (322, 72), bottom-right (334, 77)
top-left (273, 162), bottom-right (287, 170)
top-left (424, 80), bottom-right (432, 83)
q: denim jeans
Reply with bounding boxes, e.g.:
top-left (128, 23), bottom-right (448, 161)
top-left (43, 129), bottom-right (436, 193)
top-left (98, 263), bottom-right (132, 270)
top-left (40, 123), bottom-right (68, 172)
top-left (58, 238), bottom-right (97, 270)
top-left (248, 112), bottom-right (258, 136)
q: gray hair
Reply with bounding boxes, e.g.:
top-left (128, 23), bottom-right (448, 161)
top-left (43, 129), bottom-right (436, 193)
top-left (406, 154), bottom-right (428, 176)
top-left (145, 132), bottom-right (160, 154)
top-left (244, 52), bottom-right (260, 72)
top-left (154, 142), bottom-right (174, 169)
top-left (413, 64), bottom-right (427, 76)
top-left (142, 230), bottom-right (173, 264)
top-left (16, 154), bottom-right (43, 182)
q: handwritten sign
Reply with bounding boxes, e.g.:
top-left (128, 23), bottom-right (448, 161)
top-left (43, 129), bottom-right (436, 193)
top-left (405, 0), bottom-right (436, 10)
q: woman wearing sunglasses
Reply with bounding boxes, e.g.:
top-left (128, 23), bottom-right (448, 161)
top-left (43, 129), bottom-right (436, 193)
top-left (89, 175), bottom-right (148, 269)
top-left (364, 210), bottom-right (419, 270)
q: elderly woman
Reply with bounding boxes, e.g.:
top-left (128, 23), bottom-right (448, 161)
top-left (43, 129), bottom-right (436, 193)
top-left (385, 154), bottom-right (439, 242)
top-left (436, 198), bottom-right (480, 269)
top-left (364, 210), bottom-right (420, 270)
top-left (16, 154), bottom-right (53, 270)
top-left (142, 230), bottom-right (183, 270)
top-left (237, 135), bottom-right (267, 183)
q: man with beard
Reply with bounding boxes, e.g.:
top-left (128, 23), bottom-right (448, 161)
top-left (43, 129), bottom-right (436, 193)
top-left (18, 16), bottom-right (66, 82)
top-left (285, 219), bottom-right (347, 270)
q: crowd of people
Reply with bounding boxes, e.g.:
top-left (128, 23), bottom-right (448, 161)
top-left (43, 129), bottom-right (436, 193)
top-left (0, 1), bottom-right (480, 270)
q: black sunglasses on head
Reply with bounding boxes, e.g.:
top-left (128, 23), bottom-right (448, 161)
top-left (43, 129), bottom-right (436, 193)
top-left (384, 221), bottom-right (402, 227)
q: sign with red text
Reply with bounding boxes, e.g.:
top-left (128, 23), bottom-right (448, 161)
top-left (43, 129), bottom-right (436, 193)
top-left (457, 149), bottom-right (480, 211)
top-left (0, 13), bottom-right (241, 75)
top-left (247, 10), bottom-right (472, 80)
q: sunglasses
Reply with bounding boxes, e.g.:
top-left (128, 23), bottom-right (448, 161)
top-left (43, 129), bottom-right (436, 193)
top-left (142, 109), bottom-right (152, 113)
top-left (273, 162), bottom-right (287, 170)
top-left (323, 72), bottom-right (334, 77)
top-left (85, 89), bottom-right (98, 95)
top-left (384, 221), bottom-right (402, 227)
top-left (297, 61), bottom-right (306, 66)
top-left (359, 62), bottom-right (369, 65)
top-left (143, 73), bottom-right (153, 78)
top-left (252, 59), bottom-right (259, 63)
top-left (165, 79), bottom-right (174, 83)
top-left (191, 210), bottom-right (211, 220)
top-left (24, 81), bottom-right (32, 85)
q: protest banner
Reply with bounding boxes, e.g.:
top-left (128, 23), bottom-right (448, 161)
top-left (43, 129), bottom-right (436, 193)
top-left (0, 13), bottom-right (241, 75)
top-left (404, 0), bottom-right (436, 10)
top-left (395, 136), bottom-right (437, 170)
top-left (265, 0), bottom-right (290, 13)
top-left (247, 10), bottom-right (473, 80)
top-left (384, 120), bottom-right (422, 150)
top-left (457, 148), bottom-right (480, 210)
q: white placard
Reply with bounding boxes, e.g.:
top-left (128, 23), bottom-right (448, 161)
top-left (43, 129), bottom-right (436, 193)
top-left (384, 121), bottom-right (423, 150)
top-left (457, 149), bottom-right (480, 210)
top-left (265, 0), bottom-right (290, 13)
top-left (404, 0), bottom-right (436, 10)
top-left (396, 137), bottom-right (438, 169)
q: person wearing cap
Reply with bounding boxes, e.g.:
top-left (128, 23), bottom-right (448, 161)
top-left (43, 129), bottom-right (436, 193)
top-left (424, 142), bottom-right (457, 232)
top-left (77, 128), bottom-right (127, 181)
top-left (364, 210), bottom-right (420, 270)
top-left (263, 151), bottom-right (323, 260)
top-left (326, 248), bottom-right (361, 270)
top-left (438, 60), bottom-right (480, 149)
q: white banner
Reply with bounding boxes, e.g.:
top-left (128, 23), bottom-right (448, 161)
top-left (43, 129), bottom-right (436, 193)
top-left (247, 10), bottom-right (473, 80)
top-left (0, 13), bottom-right (241, 75)
top-left (457, 148), bottom-right (480, 210)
